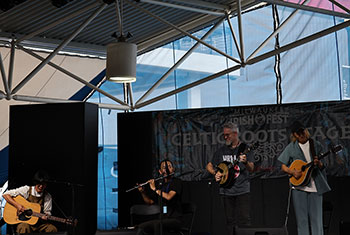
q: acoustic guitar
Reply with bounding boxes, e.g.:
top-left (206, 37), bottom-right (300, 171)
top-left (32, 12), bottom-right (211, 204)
top-left (216, 142), bottom-right (259, 188)
top-left (289, 144), bottom-right (342, 187)
top-left (3, 195), bottom-right (77, 226)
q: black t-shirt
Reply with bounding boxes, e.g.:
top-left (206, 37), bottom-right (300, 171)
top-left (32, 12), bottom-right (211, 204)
top-left (147, 177), bottom-right (183, 219)
top-left (212, 143), bottom-right (255, 196)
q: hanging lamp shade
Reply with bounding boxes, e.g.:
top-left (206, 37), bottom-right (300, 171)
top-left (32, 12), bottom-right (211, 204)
top-left (106, 41), bottom-right (137, 83)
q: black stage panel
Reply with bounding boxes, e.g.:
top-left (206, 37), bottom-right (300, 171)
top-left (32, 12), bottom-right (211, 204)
top-left (118, 111), bottom-right (154, 228)
top-left (9, 102), bottom-right (98, 235)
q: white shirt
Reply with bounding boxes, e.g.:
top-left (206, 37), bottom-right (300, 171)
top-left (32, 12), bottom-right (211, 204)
top-left (4, 185), bottom-right (53, 215)
top-left (297, 141), bottom-right (317, 192)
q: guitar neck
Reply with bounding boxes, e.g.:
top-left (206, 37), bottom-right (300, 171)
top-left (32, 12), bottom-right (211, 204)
top-left (305, 150), bottom-right (331, 168)
top-left (31, 211), bottom-right (69, 224)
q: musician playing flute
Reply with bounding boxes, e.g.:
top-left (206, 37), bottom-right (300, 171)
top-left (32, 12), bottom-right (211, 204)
top-left (206, 122), bottom-right (255, 235)
top-left (136, 159), bottom-right (183, 235)
top-left (2, 170), bottom-right (58, 234)
top-left (278, 121), bottom-right (331, 235)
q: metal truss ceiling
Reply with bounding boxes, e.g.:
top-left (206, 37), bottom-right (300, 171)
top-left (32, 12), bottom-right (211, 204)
top-left (0, 0), bottom-right (349, 111)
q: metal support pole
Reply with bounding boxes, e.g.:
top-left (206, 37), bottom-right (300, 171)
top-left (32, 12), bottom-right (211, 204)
top-left (126, 0), bottom-right (241, 64)
top-left (135, 64), bottom-right (242, 109)
top-left (246, 20), bottom-right (350, 65)
top-left (18, 45), bottom-right (129, 107)
top-left (95, 102), bottom-right (131, 111)
top-left (11, 3), bottom-right (107, 95)
top-left (115, 0), bottom-right (123, 35)
top-left (236, 0), bottom-right (245, 63)
top-left (16, 2), bottom-right (100, 44)
top-left (127, 83), bottom-right (134, 108)
top-left (0, 53), bottom-right (10, 98)
top-left (13, 95), bottom-right (79, 103)
top-left (247, 0), bottom-right (310, 62)
top-left (135, 16), bottom-right (226, 105)
top-left (259, 0), bottom-right (350, 19)
top-left (328, 0), bottom-right (350, 14)
top-left (0, 90), bottom-right (6, 99)
top-left (8, 39), bottom-right (16, 91)
top-left (225, 12), bottom-right (242, 61)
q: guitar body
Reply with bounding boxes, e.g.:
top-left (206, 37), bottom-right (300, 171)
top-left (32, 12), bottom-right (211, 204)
top-left (217, 161), bottom-right (240, 188)
top-left (4, 195), bottom-right (77, 226)
top-left (288, 145), bottom-right (343, 187)
top-left (4, 195), bottom-right (40, 225)
top-left (288, 159), bottom-right (313, 187)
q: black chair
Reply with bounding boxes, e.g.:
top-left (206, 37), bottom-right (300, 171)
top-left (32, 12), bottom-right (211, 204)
top-left (169, 202), bottom-right (196, 235)
top-left (130, 204), bottom-right (160, 226)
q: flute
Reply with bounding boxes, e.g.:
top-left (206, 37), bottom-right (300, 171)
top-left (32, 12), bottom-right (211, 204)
top-left (125, 172), bottom-right (174, 193)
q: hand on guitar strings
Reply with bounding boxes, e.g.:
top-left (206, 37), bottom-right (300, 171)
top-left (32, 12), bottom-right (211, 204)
top-left (215, 171), bottom-right (223, 182)
top-left (313, 157), bottom-right (323, 168)
top-left (291, 169), bottom-right (302, 180)
top-left (238, 154), bottom-right (247, 164)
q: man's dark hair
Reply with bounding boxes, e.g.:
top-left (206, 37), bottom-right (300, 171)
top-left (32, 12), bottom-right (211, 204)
top-left (32, 170), bottom-right (50, 185)
top-left (159, 159), bottom-right (174, 169)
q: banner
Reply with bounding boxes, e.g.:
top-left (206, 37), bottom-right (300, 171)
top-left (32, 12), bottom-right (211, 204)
top-left (152, 101), bottom-right (350, 180)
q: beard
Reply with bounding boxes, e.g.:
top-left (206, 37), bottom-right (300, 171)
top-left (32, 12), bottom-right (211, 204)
top-left (225, 139), bottom-right (232, 146)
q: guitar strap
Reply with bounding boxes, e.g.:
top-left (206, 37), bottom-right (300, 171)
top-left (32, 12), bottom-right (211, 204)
top-left (237, 142), bottom-right (247, 156)
top-left (309, 138), bottom-right (317, 160)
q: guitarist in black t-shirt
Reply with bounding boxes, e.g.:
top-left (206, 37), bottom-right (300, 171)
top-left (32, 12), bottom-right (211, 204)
top-left (206, 122), bottom-right (255, 235)
top-left (136, 159), bottom-right (183, 235)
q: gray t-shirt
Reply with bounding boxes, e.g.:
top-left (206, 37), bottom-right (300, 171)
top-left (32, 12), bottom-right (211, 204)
top-left (212, 143), bottom-right (255, 196)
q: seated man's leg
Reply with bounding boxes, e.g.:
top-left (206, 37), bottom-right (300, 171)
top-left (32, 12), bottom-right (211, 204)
top-left (37, 223), bottom-right (58, 233)
top-left (16, 223), bottom-right (32, 234)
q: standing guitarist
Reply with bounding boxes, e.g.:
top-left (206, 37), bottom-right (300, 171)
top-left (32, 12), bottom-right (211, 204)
top-left (2, 170), bottom-right (58, 234)
top-left (206, 122), bottom-right (254, 235)
top-left (278, 121), bottom-right (331, 235)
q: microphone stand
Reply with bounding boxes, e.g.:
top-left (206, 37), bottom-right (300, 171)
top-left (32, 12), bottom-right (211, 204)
top-left (159, 177), bottom-right (164, 235)
top-left (47, 180), bottom-right (84, 235)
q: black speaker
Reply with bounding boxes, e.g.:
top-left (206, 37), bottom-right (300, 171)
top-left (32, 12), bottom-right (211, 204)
top-left (235, 227), bottom-right (288, 235)
top-left (9, 102), bottom-right (98, 235)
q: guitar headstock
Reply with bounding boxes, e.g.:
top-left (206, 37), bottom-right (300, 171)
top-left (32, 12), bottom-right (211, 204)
top-left (248, 142), bottom-right (259, 151)
top-left (331, 144), bottom-right (343, 154)
top-left (66, 217), bottom-right (78, 227)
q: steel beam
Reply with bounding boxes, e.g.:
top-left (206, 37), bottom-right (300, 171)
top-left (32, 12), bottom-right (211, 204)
top-left (236, 0), bottom-right (245, 62)
top-left (135, 64), bottom-right (242, 109)
top-left (0, 90), bottom-right (5, 99)
top-left (135, 16), bottom-right (226, 105)
top-left (328, 0), bottom-right (350, 14)
top-left (18, 45), bottom-right (129, 107)
top-left (139, 0), bottom-right (224, 16)
top-left (226, 13), bottom-right (242, 61)
top-left (247, 0), bottom-right (310, 61)
top-left (126, 0), bottom-right (241, 64)
top-left (260, 0), bottom-right (350, 19)
top-left (11, 3), bottom-right (107, 95)
top-left (246, 19), bottom-right (350, 65)
top-left (95, 102), bottom-right (131, 110)
top-left (0, 53), bottom-right (10, 98)
top-left (13, 95), bottom-right (79, 103)
top-left (8, 40), bottom-right (15, 90)
top-left (171, 0), bottom-right (226, 11)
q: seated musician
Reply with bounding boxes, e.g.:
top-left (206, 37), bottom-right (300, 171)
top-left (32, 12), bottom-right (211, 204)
top-left (2, 170), bottom-right (58, 233)
top-left (136, 159), bottom-right (183, 235)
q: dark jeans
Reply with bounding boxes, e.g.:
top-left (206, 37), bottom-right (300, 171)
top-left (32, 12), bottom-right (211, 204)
top-left (136, 217), bottom-right (182, 235)
top-left (221, 193), bottom-right (251, 235)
